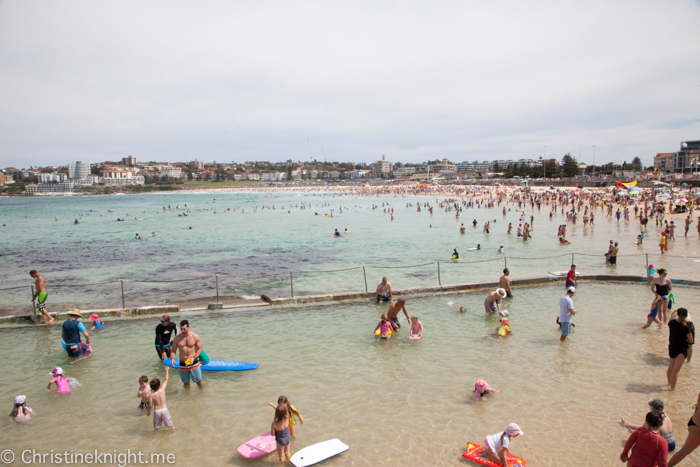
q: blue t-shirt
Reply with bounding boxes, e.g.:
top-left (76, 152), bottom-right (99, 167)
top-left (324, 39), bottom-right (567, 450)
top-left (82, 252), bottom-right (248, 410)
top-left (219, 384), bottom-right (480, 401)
top-left (648, 268), bottom-right (655, 275)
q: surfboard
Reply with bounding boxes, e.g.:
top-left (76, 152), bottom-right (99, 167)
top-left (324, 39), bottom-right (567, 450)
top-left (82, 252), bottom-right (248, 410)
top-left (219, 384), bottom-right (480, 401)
top-left (548, 270), bottom-right (581, 276)
top-left (462, 442), bottom-right (526, 466)
top-left (236, 431), bottom-right (276, 458)
top-left (163, 358), bottom-right (258, 372)
top-left (466, 247), bottom-right (478, 251)
top-left (290, 439), bottom-right (349, 467)
top-left (328, 234), bottom-right (345, 237)
top-left (450, 257), bottom-right (461, 260)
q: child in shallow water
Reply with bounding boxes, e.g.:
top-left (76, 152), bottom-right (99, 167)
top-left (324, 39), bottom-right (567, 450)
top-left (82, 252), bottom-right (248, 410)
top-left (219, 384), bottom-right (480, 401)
top-left (473, 380), bottom-right (502, 401)
top-left (375, 313), bottom-right (393, 339)
top-left (642, 296), bottom-right (662, 330)
top-left (410, 315), bottom-right (423, 338)
top-left (10, 395), bottom-right (35, 422)
top-left (271, 405), bottom-right (291, 463)
top-left (268, 395), bottom-right (303, 439)
top-left (47, 367), bottom-right (70, 394)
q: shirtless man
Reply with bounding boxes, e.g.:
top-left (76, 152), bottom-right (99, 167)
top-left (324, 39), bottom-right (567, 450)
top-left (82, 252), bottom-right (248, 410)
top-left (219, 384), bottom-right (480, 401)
top-left (485, 289), bottom-right (507, 315)
top-left (30, 270), bottom-right (52, 324)
top-left (375, 277), bottom-right (392, 302)
top-left (170, 320), bottom-right (204, 389)
top-left (386, 298), bottom-right (410, 331)
top-left (608, 242), bottom-right (619, 265)
top-left (499, 269), bottom-right (513, 298)
top-left (149, 367), bottom-right (174, 430)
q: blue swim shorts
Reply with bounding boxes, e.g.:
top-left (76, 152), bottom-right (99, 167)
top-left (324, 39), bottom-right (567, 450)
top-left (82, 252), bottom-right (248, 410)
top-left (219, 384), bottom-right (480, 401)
top-left (179, 366), bottom-right (202, 384)
top-left (560, 321), bottom-right (572, 336)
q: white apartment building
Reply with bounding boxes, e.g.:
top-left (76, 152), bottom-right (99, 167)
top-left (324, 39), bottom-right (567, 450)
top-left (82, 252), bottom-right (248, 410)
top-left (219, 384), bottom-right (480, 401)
top-left (347, 170), bottom-right (371, 179)
top-left (262, 172), bottom-right (286, 181)
top-left (159, 166), bottom-right (183, 179)
top-left (37, 173), bottom-right (68, 183)
top-left (371, 160), bottom-right (392, 177)
top-left (24, 183), bottom-right (74, 194)
top-left (68, 161), bottom-right (90, 180)
top-left (247, 173), bottom-right (260, 181)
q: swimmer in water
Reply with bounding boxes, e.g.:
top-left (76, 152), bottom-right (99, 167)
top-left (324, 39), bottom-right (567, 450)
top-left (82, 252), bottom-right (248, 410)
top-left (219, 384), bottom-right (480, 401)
top-left (451, 249), bottom-right (460, 259)
top-left (333, 229), bottom-right (340, 237)
top-left (448, 302), bottom-right (466, 313)
top-left (473, 379), bottom-right (502, 401)
top-left (483, 318), bottom-right (511, 340)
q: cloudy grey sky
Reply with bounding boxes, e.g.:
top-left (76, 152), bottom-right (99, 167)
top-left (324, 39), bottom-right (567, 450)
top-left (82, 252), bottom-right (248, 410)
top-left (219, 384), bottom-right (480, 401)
top-left (1, 0), bottom-right (699, 168)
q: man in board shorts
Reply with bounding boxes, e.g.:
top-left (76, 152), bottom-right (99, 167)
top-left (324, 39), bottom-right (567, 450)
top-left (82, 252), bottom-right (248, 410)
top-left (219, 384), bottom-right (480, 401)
top-left (386, 298), bottom-right (410, 330)
top-left (170, 320), bottom-right (204, 389)
top-left (30, 270), bottom-right (53, 324)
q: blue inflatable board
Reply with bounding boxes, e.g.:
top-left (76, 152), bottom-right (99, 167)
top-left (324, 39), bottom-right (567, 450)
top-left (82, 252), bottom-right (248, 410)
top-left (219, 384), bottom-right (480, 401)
top-left (163, 358), bottom-right (258, 372)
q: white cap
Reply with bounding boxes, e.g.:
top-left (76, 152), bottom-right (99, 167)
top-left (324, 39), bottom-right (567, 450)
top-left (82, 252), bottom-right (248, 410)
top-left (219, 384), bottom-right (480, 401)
top-left (506, 423), bottom-right (524, 436)
top-left (50, 367), bottom-right (63, 375)
top-left (14, 395), bottom-right (26, 405)
top-left (567, 286), bottom-right (576, 293)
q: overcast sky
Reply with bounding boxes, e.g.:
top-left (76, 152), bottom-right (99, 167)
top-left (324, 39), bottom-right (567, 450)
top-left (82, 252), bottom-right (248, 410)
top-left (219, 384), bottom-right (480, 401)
top-left (1, 0), bottom-right (699, 168)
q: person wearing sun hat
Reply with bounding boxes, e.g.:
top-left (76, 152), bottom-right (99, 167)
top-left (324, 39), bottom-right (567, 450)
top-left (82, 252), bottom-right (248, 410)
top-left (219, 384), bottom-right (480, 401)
top-left (62, 308), bottom-right (90, 358)
top-left (484, 288), bottom-right (507, 315)
top-left (559, 287), bottom-right (577, 342)
top-left (10, 395), bottom-right (35, 422)
top-left (477, 423), bottom-right (524, 466)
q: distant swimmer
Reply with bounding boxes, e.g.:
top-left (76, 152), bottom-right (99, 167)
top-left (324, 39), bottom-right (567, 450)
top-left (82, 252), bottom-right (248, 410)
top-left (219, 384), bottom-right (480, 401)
top-left (477, 244), bottom-right (481, 250)
top-left (448, 302), bottom-right (466, 313)
top-left (451, 249), bottom-right (460, 260)
top-left (472, 219), bottom-right (478, 227)
top-left (74, 219), bottom-right (79, 224)
top-left (30, 270), bottom-right (52, 324)
top-left (459, 223), bottom-right (465, 234)
top-left (343, 229), bottom-right (348, 234)
top-left (559, 237), bottom-right (570, 245)
top-left (333, 229), bottom-right (341, 237)
top-left (135, 233), bottom-right (142, 240)
top-left (498, 246), bottom-right (504, 253)
top-left (499, 269), bottom-right (513, 298)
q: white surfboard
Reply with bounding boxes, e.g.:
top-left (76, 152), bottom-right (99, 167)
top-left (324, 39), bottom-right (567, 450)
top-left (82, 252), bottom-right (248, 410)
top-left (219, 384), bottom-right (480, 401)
top-left (290, 439), bottom-right (349, 467)
top-left (548, 270), bottom-right (580, 276)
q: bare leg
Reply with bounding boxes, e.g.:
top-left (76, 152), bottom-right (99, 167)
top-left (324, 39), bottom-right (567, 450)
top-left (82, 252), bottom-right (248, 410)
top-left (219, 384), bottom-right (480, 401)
top-left (688, 345), bottom-right (693, 363)
top-left (284, 443), bottom-right (291, 461)
top-left (667, 355), bottom-right (686, 390)
top-left (620, 416), bottom-right (640, 430)
top-left (277, 444), bottom-right (284, 463)
top-left (196, 380), bottom-right (204, 389)
top-left (290, 425), bottom-right (296, 439)
top-left (668, 426), bottom-right (700, 466)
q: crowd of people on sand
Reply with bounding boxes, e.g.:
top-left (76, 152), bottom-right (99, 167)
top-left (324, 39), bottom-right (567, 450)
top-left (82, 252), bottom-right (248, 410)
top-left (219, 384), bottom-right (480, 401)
top-left (10, 183), bottom-right (700, 465)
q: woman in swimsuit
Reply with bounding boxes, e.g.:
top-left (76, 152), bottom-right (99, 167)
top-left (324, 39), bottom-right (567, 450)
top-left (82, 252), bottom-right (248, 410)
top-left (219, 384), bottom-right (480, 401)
top-left (271, 405), bottom-right (291, 462)
top-left (650, 269), bottom-right (672, 324)
top-left (621, 399), bottom-right (675, 451)
top-left (667, 308), bottom-right (693, 391)
top-left (668, 391), bottom-right (700, 466)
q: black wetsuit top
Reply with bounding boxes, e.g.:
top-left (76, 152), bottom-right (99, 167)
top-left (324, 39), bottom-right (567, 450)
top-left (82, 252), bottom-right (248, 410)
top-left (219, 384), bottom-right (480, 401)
top-left (155, 322), bottom-right (178, 353)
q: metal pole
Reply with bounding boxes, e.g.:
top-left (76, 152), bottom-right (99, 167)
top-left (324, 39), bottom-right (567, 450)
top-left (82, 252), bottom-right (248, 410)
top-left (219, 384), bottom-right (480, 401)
top-left (571, 253), bottom-right (574, 266)
top-left (290, 271), bottom-right (294, 298)
top-left (362, 266), bottom-right (368, 292)
top-left (646, 253), bottom-right (649, 269)
top-left (121, 280), bottom-right (125, 309)
top-left (437, 261), bottom-right (442, 288)
top-left (215, 274), bottom-right (219, 303)
top-left (31, 285), bottom-right (36, 315)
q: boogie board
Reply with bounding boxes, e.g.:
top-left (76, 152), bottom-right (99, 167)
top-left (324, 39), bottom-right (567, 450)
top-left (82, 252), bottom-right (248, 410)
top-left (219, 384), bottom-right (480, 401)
top-left (290, 439), bottom-right (349, 467)
top-left (328, 234), bottom-right (345, 237)
top-left (410, 335), bottom-right (421, 340)
top-left (163, 358), bottom-right (258, 372)
top-left (463, 442), bottom-right (526, 467)
top-left (548, 270), bottom-right (580, 277)
top-left (466, 247), bottom-right (478, 251)
top-left (236, 431), bottom-right (276, 458)
top-left (450, 257), bottom-right (461, 260)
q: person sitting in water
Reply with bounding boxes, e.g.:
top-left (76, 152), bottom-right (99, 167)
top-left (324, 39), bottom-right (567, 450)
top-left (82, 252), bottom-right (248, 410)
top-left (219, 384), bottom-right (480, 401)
top-left (473, 380), bottom-right (502, 401)
top-left (343, 229), bottom-right (348, 234)
top-left (476, 244), bottom-right (481, 250)
top-left (559, 237), bottom-right (570, 245)
top-left (621, 399), bottom-right (676, 452)
top-left (484, 318), bottom-right (512, 340)
top-left (375, 277), bottom-right (392, 302)
top-left (451, 249), bottom-right (460, 259)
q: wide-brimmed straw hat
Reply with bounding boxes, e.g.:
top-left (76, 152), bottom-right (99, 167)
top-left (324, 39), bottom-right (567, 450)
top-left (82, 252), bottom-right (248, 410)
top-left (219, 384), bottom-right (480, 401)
top-left (68, 308), bottom-right (82, 317)
top-left (496, 288), bottom-right (507, 298)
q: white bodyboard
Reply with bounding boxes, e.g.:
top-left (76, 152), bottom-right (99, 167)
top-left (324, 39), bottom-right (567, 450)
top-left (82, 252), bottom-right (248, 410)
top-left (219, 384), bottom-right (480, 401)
top-left (290, 439), bottom-right (349, 467)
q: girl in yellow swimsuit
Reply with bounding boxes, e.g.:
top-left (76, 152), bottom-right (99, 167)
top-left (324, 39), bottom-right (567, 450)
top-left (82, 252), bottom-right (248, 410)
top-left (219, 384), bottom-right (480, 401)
top-left (269, 395), bottom-right (304, 438)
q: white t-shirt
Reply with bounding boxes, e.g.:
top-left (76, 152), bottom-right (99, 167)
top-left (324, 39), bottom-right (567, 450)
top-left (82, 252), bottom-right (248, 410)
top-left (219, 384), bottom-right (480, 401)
top-left (559, 295), bottom-right (574, 322)
top-left (485, 431), bottom-right (510, 452)
top-left (12, 407), bottom-right (34, 422)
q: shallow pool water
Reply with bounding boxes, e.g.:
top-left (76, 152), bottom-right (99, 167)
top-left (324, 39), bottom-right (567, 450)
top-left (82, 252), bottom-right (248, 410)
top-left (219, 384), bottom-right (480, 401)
top-left (3, 282), bottom-right (700, 466)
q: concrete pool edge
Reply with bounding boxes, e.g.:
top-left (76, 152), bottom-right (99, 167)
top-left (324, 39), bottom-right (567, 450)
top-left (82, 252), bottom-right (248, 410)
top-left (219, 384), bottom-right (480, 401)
top-left (2, 274), bottom-right (698, 329)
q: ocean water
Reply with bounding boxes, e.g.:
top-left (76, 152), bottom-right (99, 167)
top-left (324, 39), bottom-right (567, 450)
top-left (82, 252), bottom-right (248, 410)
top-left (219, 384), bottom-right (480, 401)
top-left (1, 191), bottom-right (699, 314)
top-left (2, 283), bottom-right (700, 466)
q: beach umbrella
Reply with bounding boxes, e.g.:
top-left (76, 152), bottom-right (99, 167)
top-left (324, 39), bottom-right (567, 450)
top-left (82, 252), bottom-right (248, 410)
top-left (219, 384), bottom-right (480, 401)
top-left (674, 198), bottom-right (688, 203)
top-left (660, 193), bottom-right (672, 199)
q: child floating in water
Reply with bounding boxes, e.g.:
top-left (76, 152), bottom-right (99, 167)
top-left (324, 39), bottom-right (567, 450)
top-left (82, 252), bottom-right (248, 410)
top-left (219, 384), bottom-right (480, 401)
top-left (473, 380), bottom-right (502, 401)
top-left (268, 395), bottom-right (303, 439)
top-left (138, 375), bottom-right (151, 415)
top-left (448, 302), bottom-right (466, 313)
top-left (642, 296), bottom-right (663, 330)
top-left (410, 315), bottom-right (423, 338)
top-left (47, 367), bottom-right (70, 394)
top-left (375, 313), bottom-right (393, 339)
top-left (89, 313), bottom-right (106, 330)
top-left (483, 318), bottom-right (511, 340)
top-left (10, 395), bottom-right (35, 422)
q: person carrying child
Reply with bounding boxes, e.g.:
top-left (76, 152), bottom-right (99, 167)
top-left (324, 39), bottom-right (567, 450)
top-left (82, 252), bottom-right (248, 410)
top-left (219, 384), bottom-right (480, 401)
top-left (268, 395), bottom-right (303, 439)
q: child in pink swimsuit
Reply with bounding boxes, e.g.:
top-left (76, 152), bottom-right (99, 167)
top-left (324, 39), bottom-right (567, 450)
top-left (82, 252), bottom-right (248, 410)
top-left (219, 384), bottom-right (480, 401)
top-left (47, 367), bottom-right (70, 394)
top-left (410, 316), bottom-right (423, 338)
top-left (375, 313), bottom-right (393, 339)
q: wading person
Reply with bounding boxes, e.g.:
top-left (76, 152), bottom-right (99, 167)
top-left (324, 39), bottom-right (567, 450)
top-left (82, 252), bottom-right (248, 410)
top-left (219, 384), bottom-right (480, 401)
top-left (559, 287), bottom-right (577, 342)
top-left (499, 269), bottom-right (513, 298)
top-left (30, 270), bottom-right (52, 324)
top-left (62, 309), bottom-right (90, 358)
top-left (484, 288), bottom-right (507, 315)
top-left (155, 315), bottom-right (178, 360)
top-left (387, 298), bottom-right (410, 331)
top-left (668, 391), bottom-right (700, 466)
top-left (667, 308), bottom-right (693, 391)
top-left (171, 320), bottom-right (204, 389)
top-left (620, 411), bottom-right (669, 467)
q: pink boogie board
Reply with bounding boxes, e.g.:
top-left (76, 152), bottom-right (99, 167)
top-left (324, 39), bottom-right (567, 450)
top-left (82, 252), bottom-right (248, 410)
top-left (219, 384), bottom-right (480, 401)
top-left (410, 335), bottom-right (421, 340)
top-left (237, 431), bottom-right (276, 458)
